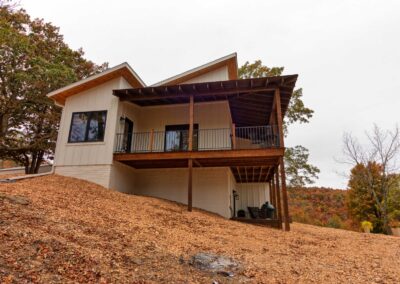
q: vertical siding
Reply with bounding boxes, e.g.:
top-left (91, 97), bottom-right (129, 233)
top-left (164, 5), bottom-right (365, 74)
top-left (182, 66), bottom-right (229, 84)
top-left (234, 183), bottom-right (270, 217)
top-left (55, 77), bottom-right (124, 167)
top-left (134, 167), bottom-right (231, 218)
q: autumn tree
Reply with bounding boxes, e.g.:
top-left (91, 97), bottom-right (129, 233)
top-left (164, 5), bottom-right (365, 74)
top-left (238, 60), bottom-right (319, 186)
top-left (347, 162), bottom-right (385, 232)
top-left (343, 125), bottom-right (400, 234)
top-left (0, 1), bottom-right (107, 173)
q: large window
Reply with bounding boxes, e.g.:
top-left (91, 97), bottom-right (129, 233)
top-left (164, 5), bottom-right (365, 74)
top-left (68, 111), bottom-right (107, 143)
top-left (164, 124), bottom-right (198, 152)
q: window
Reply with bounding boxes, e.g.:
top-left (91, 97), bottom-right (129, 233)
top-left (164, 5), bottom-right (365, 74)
top-left (164, 124), bottom-right (198, 152)
top-left (68, 111), bottom-right (107, 143)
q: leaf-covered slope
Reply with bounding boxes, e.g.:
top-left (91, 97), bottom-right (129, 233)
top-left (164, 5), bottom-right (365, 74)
top-left (1, 175), bottom-right (399, 283)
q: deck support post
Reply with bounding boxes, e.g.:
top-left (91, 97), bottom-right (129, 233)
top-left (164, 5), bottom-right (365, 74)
top-left (270, 178), bottom-right (278, 218)
top-left (188, 95), bottom-right (194, 212)
top-left (275, 87), bottom-right (290, 231)
top-left (270, 179), bottom-right (276, 210)
top-left (188, 158), bottom-right (193, 212)
top-left (188, 95), bottom-right (194, 151)
top-left (274, 167), bottom-right (283, 229)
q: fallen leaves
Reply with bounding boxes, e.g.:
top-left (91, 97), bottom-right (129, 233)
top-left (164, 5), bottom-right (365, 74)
top-left (0, 174), bottom-right (399, 283)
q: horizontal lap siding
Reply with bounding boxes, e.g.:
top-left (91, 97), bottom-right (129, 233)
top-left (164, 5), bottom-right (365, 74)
top-left (54, 165), bottom-right (112, 188)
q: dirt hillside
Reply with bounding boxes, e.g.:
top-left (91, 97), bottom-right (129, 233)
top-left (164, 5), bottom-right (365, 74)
top-left (1, 175), bottom-right (399, 283)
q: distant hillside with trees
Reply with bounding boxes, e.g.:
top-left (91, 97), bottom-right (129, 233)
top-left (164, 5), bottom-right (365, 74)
top-left (288, 187), bottom-right (356, 230)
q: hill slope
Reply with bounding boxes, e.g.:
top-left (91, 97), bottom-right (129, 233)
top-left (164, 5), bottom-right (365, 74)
top-left (1, 175), bottom-right (399, 283)
top-left (289, 187), bottom-right (354, 230)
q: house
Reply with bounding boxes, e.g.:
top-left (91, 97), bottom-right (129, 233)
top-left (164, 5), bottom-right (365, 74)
top-left (47, 53), bottom-right (297, 231)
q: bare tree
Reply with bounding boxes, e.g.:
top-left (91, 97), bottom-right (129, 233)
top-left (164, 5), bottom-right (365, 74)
top-left (342, 125), bottom-right (400, 234)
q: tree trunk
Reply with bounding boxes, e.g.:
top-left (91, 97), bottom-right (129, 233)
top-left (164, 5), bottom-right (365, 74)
top-left (29, 152), bottom-right (37, 174)
top-left (23, 154), bottom-right (29, 174)
top-left (33, 151), bottom-right (44, 173)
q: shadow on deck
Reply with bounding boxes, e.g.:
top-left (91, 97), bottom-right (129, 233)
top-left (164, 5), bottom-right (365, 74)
top-left (230, 217), bottom-right (282, 229)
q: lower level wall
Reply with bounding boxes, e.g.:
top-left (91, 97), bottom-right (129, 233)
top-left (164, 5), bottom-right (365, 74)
top-left (109, 162), bottom-right (136, 193)
top-left (54, 165), bottom-right (112, 188)
top-left (134, 167), bottom-right (231, 218)
top-left (235, 183), bottom-right (270, 218)
top-left (54, 163), bottom-right (268, 220)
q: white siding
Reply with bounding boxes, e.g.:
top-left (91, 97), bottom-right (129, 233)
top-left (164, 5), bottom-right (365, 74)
top-left (134, 167), bottom-right (231, 218)
top-left (54, 77), bottom-right (125, 167)
top-left (109, 161), bottom-right (136, 194)
top-left (235, 183), bottom-right (270, 218)
top-left (55, 165), bottom-right (112, 188)
top-left (182, 66), bottom-right (229, 84)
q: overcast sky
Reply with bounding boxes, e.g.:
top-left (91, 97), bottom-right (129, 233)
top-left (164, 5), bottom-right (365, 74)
top-left (22, 0), bottom-right (400, 188)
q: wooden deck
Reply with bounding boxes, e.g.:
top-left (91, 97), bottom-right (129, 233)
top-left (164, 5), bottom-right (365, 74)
top-left (231, 217), bottom-right (282, 229)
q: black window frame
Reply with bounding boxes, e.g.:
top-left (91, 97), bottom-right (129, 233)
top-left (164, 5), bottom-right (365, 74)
top-left (68, 110), bottom-right (108, 143)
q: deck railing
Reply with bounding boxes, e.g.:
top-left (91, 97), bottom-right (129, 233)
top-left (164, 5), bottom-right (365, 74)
top-left (114, 125), bottom-right (280, 153)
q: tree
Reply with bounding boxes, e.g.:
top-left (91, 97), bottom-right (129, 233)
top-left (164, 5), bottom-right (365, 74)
top-left (238, 60), bottom-right (319, 186)
top-left (0, 1), bottom-right (107, 173)
top-left (343, 125), bottom-right (400, 234)
top-left (347, 162), bottom-right (385, 232)
top-left (285, 146), bottom-right (320, 187)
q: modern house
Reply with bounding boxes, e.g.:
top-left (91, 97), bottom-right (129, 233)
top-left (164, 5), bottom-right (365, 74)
top-left (47, 53), bottom-right (297, 231)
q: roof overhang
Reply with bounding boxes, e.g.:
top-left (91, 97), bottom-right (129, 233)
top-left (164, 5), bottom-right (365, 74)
top-left (47, 62), bottom-right (146, 106)
top-left (113, 75), bottom-right (298, 127)
top-left (151, 53), bottom-right (238, 86)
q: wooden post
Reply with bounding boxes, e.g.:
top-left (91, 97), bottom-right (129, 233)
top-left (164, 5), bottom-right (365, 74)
top-left (269, 180), bottom-right (273, 208)
top-left (270, 179), bottom-right (276, 209)
top-left (188, 158), bottom-right (193, 212)
top-left (275, 167), bottom-right (283, 229)
top-left (275, 87), bottom-right (290, 231)
top-left (188, 95), bottom-right (194, 151)
top-left (231, 123), bottom-right (236, 149)
top-left (188, 95), bottom-right (194, 212)
top-left (149, 129), bottom-right (154, 152)
top-left (270, 178), bottom-right (276, 218)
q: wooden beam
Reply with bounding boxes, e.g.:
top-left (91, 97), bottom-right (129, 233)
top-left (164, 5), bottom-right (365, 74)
top-left (188, 95), bottom-right (194, 151)
top-left (270, 177), bottom-right (276, 209)
top-left (114, 148), bottom-right (284, 162)
top-left (188, 159), bottom-right (193, 212)
top-left (193, 159), bottom-right (202, 167)
top-left (271, 178), bottom-right (276, 219)
top-left (279, 157), bottom-right (290, 231)
top-left (268, 95), bottom-right (277, 126)
top-left (258, 167), bottom-right (263, 182)
top-left (236, 166), bottom-right (242, 183)
top-left (275, 166), bottom-right (283, 229)
top-left (275, 88), bottom-right (285, 148)
top-left (117, 86), bottom-right (278, 102)
top-left (275, 87), bottom-right (289, 231)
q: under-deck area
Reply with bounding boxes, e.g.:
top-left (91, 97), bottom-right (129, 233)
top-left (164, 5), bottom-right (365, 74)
top-left (112, 76), bottom-right (297, 230)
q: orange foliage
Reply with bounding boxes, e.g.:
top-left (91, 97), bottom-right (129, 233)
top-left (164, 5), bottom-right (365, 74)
top-left (288, 187), bottom-right (356, 230)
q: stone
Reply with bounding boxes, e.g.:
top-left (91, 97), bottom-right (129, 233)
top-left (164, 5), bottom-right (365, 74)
top-left (190, 252), bottom-right (240, 275)
top-left (0, 193), bottom-right (30, 205)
